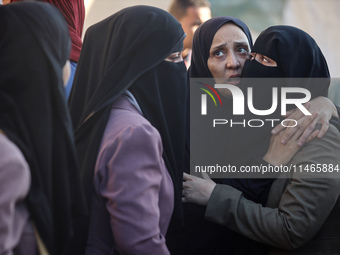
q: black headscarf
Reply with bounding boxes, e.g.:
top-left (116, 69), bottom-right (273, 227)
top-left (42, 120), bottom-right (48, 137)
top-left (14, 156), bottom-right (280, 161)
top-left (220, 25), bottom-right (333, 255)
top-left (187, 16), bottom-right (272, 203)
top-left (167, 16), bottom-right (259, 255)
top-left (187, 23), bottom-right (331, 255)
top-left (68, 5), bottom-right (187, 249)
top-left (247, 25), bottom-right (330, 79)
top-left (226, 25), bottom-right (331, 169)
top-left (187, 16), bottom-right (253, 173)
top-left (190, 16), bottom-right (253, 78)
top-left (0, 2), bottom-right (86, 255)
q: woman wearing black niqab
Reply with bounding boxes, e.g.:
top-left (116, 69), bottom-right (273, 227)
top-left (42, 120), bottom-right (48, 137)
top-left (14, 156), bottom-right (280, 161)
top-left (184, 25), bottom-right (340, 254)
top-left (225, 25), bottom-right (335, 169)
top-left (68, 5), bottom-right (187, 254)
top-left (0, 2), bottom-right (86, 255)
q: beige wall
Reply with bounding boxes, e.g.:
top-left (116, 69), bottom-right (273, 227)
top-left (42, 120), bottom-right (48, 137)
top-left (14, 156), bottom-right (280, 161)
top-left (84, 0), bottom-right (172, 37)
top-left (283, 0), bottom-right (340, 78)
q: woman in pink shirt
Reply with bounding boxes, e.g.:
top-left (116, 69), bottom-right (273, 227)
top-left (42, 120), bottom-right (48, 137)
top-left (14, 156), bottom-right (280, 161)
top-left (68, 5), bottom-right (187, 255)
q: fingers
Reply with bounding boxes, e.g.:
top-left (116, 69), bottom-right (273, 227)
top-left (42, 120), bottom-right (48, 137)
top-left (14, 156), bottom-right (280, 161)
top-left (306, 130), bottom-right (319, 143)
top-left (273, 103), bottom-right (311, 135)
top-left (278, 119), bottom-right (302, 143)
top-left (307, 96), bottom-right (332, 137)
top-left (280, 111), bottom-right (318, 145)
top-left (282, 108), bottom-right (295, 118)
top-left (201, 172), bottom-right (211, 181)
top-left (182, 175), bottom-right (194, 203)
top-left (317, 120), bottom-right (329, 138)
top-left (296, 112), bottom-right (330, 142)
top-left (182, 176), bottom-right (189, 203)
top-left (271, 123), bottom-right (285, 135)
top-left (295, 111), bottom-right (319, 146)
top-left (285, 103), bottom-right (310, 118)
top-left (183, 172), bottom-right (191, 181)
top-left (304, 102), bottom-right (312, 111)
top-left (279, 120), bottom-right (302, 144)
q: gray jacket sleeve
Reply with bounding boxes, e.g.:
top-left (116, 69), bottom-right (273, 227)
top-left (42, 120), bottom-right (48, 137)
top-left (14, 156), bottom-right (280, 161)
top-left (205, 125), bottom-right (340, 250)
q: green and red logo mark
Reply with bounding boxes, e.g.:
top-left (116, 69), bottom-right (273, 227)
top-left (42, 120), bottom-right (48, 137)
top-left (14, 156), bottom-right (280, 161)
top-left (198, 82), bottom-right (222, 115)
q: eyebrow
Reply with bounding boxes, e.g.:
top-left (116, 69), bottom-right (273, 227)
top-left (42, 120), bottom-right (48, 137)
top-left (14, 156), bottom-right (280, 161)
top-left (210, 43), bottom-right (227, 51)
top-left (210, 41), bottom-right (249, 51)
top-left (235, 41), bottom-right (249, 48)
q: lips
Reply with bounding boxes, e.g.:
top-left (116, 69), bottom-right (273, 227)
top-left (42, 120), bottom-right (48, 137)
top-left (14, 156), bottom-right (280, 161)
top-left (227, 74), bottom-right (241, 85)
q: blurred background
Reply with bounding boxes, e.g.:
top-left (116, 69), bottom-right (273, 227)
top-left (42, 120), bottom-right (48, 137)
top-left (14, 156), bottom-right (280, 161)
top-left (84, 0), bottom-right (340, 101)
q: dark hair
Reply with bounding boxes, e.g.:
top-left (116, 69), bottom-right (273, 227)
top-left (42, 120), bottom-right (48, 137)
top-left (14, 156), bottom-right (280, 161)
top-left (169, 0), bottom-right (211, 20)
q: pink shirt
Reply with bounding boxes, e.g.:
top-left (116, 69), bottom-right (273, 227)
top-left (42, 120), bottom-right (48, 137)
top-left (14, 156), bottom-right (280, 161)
top-left (86, 96), bottom-right (174, 255)
top-left (0, 133), bottom-right (36, 255)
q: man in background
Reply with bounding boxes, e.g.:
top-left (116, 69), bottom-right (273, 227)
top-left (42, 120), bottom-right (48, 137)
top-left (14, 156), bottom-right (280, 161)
top-left (169, 0), bottom-right (211, 68)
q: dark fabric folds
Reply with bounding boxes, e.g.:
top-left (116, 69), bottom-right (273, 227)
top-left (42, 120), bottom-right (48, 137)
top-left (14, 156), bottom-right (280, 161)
top-left (251, 25), bottom-right (330, 79)
top-left (171, 16), bottom-right (268, 255)
top-left (68, 5), bottom-right (187, 252)
top-left (0, 2), bottom-right (86, 255)
top-left (11, 0), bottom-right (85, 62)
top-left (226, 25), bottom-right (332, 169)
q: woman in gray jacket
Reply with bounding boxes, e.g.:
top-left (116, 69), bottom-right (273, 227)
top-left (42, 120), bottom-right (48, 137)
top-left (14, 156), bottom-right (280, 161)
top-left (183, 25), bottom-right (340, 254)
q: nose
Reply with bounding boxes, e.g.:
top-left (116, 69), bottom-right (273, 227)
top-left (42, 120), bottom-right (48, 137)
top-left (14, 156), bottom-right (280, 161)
top-left (226, 52), bottom-right (240, 69)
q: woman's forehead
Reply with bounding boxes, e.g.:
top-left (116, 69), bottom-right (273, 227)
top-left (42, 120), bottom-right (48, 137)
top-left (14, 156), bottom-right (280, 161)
top-left (211, 23), bottom-right (250, 48)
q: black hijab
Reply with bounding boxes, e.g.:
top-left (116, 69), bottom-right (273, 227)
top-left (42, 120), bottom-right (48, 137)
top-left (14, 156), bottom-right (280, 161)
top-left (68, 5), bottom-right (187, 243)
top-left (226, 25), bottom-right (331, 169)
top-left (218, 25), bottom-right (333, 255)
top-left (187, 23), bottom-right (331, 255)
top-left (247, 25), bottom-right (330, 79)
top-left (187, 16), bottom-right (274, 203)
top-left (167, 16), bottom-right (261, 255)
top-left (0, 2), bottom-right (86, 254)
top-left (190, 16), bottom-right (253, 78)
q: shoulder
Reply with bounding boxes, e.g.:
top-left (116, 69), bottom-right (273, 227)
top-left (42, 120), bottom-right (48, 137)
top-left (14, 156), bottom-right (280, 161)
top-left (97, 103), bottom-right (163, 168)
top-left (104, 110), bottom-right (161, 149)
top-left (312, 124), bottom-right (340, 148)
top-left (0, 133), bottom-right (29, 173)
top-left (291, 124), bottom-right (340, 165)
top-left (268, 125), bottom-right (340, 205)
top-left (310, 124), bottom-right (340, 149)
top-left (0, 133), bottom-right (30, 196)
top-left (287, 124), bottom-right (340, 200)
top-left (103, 97), bottom-right (162, 150)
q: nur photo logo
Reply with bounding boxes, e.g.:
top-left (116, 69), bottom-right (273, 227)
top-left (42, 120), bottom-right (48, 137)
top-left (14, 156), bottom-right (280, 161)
top-left (198, 82), bottom-right (223, 115)
top-left (199, 82), bottom-right (312, 116)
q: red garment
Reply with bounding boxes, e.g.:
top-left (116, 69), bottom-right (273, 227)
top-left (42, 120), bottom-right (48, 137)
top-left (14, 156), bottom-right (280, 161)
top-left (11, 0), bottom-right (85, 62)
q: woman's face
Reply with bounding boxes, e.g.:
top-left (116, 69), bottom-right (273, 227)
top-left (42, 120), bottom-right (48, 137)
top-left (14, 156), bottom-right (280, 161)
top-left (250, 52), bottom-right (277, 67)
top-left (207, 23), bottom-right (250, 86)
top-left (164, 51), bottom-right (184, 63)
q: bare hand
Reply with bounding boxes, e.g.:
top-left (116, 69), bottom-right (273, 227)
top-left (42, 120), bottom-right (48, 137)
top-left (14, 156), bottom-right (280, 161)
top-left (271, 96), bottom-right (337, 146)
top-left (182, 172), bottom-right (216, 206)
top-left (263, 118), bottom-right (311, 165)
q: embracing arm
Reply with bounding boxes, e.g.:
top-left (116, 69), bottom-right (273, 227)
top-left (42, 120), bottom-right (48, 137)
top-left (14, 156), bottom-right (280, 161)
top-left (97, 123), bottom-right (171, 255)
top-left (272, 96), bottom-right (339, 145)
top-left (205, 125), bottom-right (340, 250)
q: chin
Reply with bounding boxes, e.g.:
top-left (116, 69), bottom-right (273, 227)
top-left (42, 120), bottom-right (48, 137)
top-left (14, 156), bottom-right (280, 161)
top-left (217, 88), bottom-right (232, 99)
top-left (213, 77), bottom-right (228, 84)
